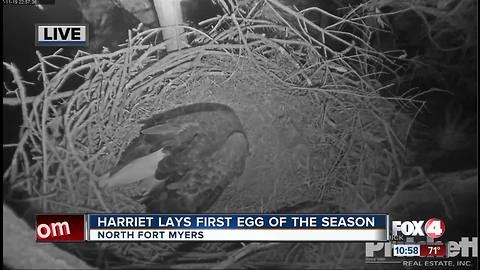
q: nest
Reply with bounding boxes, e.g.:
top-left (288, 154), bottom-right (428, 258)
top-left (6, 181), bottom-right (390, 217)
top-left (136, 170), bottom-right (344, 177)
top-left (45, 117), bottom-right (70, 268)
top-left (3, 0), bottom-right (425, 268)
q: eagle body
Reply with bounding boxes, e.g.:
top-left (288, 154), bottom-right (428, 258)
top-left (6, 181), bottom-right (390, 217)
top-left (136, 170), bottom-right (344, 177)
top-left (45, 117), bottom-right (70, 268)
top-left (99, 103), bottom-right (249, 213)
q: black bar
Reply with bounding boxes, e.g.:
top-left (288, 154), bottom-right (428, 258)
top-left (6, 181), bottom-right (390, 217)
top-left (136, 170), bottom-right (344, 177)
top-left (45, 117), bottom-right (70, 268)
top-left (37, 0), bottom-right (55, 4)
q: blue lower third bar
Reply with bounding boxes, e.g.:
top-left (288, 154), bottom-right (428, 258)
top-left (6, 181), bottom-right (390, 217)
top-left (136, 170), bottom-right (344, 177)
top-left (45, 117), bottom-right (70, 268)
top-left (86, 214), bottom-right (389, 242)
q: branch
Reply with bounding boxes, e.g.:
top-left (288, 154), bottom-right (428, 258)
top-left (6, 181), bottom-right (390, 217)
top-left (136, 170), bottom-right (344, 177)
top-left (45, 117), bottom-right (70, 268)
top-left (3, 90), bottom-right (74, 106)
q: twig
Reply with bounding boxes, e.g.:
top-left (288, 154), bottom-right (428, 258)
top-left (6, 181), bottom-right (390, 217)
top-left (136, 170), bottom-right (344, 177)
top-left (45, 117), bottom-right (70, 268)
top-left (212, 243), bottom-right (278, 269)
top-left (3, 90), bottom-right (75, 106)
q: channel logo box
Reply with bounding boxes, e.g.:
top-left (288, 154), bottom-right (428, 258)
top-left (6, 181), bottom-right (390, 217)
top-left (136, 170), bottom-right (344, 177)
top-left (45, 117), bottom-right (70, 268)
top-left (36, 214), bottom-right (85, 242)
top-left (35, 24), bottom-right (88, 46)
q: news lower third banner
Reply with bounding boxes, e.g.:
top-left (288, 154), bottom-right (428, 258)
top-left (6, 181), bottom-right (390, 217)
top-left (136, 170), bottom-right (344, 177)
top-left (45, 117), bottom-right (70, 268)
top-left (36, 214), bottom-right (389, 242)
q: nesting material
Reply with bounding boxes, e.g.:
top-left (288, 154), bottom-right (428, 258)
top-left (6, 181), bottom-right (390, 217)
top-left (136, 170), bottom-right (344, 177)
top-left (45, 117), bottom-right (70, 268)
top-left (4, 0), bottom-right (418, 268)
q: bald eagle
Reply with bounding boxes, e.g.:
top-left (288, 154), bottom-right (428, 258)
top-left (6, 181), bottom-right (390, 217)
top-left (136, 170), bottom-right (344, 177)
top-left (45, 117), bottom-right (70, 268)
top-left (98, 103), bottom-right (249, 213)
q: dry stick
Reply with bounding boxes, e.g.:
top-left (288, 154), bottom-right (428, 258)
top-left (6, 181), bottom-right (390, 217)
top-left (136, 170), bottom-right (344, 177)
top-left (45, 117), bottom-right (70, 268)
top-left (95, 60), bottom-right (125, 123)
top-left (43, 138), bottom-right (76, 201)
top-left (404, 101), bottom-right (426, 147)
top-left (3, 122), bottom-right (31, 181)
top-left (66, 136), bottom-right (111, 212)
top-left (67, 95), bottom-right (94, 134)
top-left (126, 48), bottom-right (199, 88)
top-left (27, 48), bottom-right (70, 71)
top-left (209, 22), bottom-right (246, 43)
top-left (335, 178), bottom-right (372, 212)
top-left (265, 2), bottom-right (320, 50)
top-left (35, 51), bottom-right (54, 211)
top-left (36, 46), bottom-right (147, 95)
top-left (48, 65), bottom-right (96, 97)
top-left (48, 200), bottom-right (104, 213)
top-left (3, 64), bottom-right (37, 136)
top-left (212, 243), bottom-right (278, 269)
top-left (368, 105), bottom-right (403, 178)
top-left (244, 33), bottom-right (313, 85)
top-left (61, 91), bottom-right (111, 212)
top-left (167, 262), bottom-right (218, 269)
top-left (382, 149), bottom-right (395, 193)
top-left (412, 7), bottom-right (464, 52)
top-left (300, 6), bottom-right (367, 30)
top-left (381, 172), bottom-right (424, 212)
top-left (6, 50), bottom-right (138, 210)
top-left (334, 243), bottom-right (348, 269)
top-left (284, 243), bottom-right (301, 264)
top-left (127, 49), bottom-right (237, 92)
top-left (134, 26), bottom-right (205, 64)
top-left (267, 0), bottom-right (383, 58)
top-left (417, 168), bottom-right (453, 219)
top-left (230, 13), bottom-right (258, 62)
top-left (7, 65), bottom-right (98, 151)
top-left (72, 105), bottom-right (98, 135)
top-left (108, 49), bottom-right (132, 126)
top-left (173, 251), bottom-right (228, 262)
top-left (3, 90), bottom-right (75, 106)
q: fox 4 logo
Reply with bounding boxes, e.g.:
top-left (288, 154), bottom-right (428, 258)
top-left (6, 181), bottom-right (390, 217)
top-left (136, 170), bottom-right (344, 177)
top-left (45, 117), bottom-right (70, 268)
top-left (392, 218), bottom-right (445, 240)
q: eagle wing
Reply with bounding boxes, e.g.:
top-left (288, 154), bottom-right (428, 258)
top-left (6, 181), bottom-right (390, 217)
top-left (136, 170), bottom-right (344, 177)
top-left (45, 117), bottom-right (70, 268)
top-left (99, 103), bottom-right (249, 214)
top-left (142, 131), bottom-right (249, 213)
top-left (99, 121), bottom-right (201, 187)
